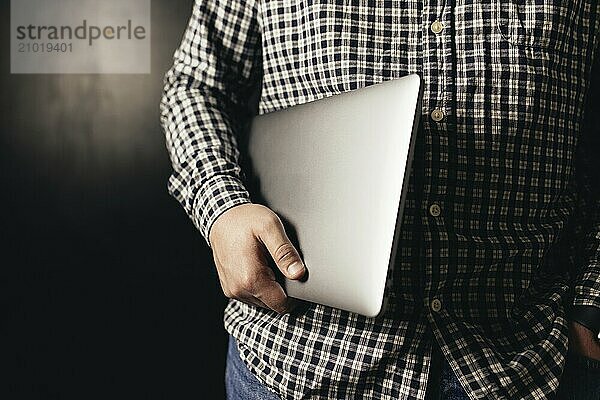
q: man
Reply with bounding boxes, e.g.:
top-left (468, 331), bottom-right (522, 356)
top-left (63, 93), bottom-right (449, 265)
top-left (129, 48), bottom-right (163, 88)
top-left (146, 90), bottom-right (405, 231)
top-left (160, 0), bottom-right (600, 399)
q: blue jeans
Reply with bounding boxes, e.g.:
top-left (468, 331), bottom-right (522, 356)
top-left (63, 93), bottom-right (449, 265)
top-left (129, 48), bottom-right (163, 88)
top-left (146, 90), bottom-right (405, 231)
top-left (225, 335), bottom-right (470, 400)
top-left (225, 336), bottom-right (282, 400)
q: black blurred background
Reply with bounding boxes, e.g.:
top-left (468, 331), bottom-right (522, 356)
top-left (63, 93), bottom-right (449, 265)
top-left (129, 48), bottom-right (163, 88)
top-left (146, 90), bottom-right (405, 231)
top-left (2, 1), bottom-right (230, 398)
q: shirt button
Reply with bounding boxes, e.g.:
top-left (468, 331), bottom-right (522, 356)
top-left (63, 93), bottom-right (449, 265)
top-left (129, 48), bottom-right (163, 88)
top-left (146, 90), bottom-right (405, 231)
top-left (430, 298), bottom-right (442, 312)
top-left (431, 20), bottom-right (445, 34)
top-left (429, 203), bottom-right (441, 217)
top-left (430, 109), bottom-right (445, 122)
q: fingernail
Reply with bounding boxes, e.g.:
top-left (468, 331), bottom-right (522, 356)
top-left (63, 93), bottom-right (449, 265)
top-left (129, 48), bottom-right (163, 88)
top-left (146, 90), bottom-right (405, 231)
top-left (287, 262), bottom-right (304, 276)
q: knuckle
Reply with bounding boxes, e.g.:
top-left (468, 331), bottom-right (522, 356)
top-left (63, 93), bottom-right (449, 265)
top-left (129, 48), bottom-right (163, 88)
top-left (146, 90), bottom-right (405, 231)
top-left (239, 273), bottom-right (257, 293)
top-left (229, 284), bottom-right (245, 298)
top-left (259, 213), bottom-right (281, 234)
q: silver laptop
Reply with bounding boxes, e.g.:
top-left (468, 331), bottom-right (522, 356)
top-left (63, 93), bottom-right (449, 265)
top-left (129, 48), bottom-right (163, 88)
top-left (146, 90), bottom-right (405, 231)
top-left (247, 74), bottom-right (422, 317)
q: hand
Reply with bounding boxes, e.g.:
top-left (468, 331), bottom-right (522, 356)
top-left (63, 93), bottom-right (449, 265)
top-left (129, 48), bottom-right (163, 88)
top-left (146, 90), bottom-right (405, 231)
top-left (208, 203), bottom-right (306, 314)
top-left (568, 321), bottom-right (600, 361)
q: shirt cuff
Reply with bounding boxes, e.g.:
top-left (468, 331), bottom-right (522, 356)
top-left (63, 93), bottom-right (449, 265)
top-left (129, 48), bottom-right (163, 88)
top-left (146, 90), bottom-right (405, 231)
top-left (194, 175), bottom-right (252, 247)
top-left (569, 305), bottom-right (600, 334)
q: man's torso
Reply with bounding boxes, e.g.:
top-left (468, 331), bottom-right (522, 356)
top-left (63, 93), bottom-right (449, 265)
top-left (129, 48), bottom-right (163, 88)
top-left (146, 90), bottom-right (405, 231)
top-left (224, 1), bottom-right (600, 399)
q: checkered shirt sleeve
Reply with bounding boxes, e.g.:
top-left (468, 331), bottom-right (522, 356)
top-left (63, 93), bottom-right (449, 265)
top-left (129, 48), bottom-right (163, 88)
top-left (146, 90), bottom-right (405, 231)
top-left (160, 0), bottom-right (262, 245)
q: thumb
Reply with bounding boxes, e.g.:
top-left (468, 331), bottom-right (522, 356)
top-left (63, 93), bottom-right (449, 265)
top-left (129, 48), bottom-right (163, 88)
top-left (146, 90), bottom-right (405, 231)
top-left (258, 216), bottom-right (306, 280)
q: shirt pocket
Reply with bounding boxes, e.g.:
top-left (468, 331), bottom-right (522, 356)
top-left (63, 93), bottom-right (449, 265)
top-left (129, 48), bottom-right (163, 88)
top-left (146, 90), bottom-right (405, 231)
top-left (493, 0), bottom-right (576, 53)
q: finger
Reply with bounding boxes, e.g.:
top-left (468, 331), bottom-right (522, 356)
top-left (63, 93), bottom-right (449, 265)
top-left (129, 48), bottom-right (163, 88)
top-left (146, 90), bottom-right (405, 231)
top-left (238, 293), bottom-right (270, 310)
top-left (252, 275), bottom-right (293, 314)
top-left (258, 215), bottom-right (306, 280)
top-left (240, 285), bottom-right (296, 314)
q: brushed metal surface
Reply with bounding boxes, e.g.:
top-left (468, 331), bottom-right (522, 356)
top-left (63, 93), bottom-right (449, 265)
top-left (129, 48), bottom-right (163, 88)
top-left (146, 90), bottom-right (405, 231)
top-left (248, 74), bottom-right (421, 317)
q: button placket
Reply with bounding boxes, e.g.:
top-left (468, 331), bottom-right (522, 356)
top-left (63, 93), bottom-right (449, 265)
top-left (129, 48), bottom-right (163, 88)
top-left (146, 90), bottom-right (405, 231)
top-left (421, 4), bottom-right (452, 322)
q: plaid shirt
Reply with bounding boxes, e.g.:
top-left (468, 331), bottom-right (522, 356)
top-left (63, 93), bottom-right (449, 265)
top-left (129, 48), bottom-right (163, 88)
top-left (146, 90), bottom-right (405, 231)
top-left (160, 0), bottom-right (600, 399)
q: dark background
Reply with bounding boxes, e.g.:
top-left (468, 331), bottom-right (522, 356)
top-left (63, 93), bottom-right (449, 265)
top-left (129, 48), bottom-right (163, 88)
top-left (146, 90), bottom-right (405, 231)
top-left (2, 1), bottom-right (230, 398)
